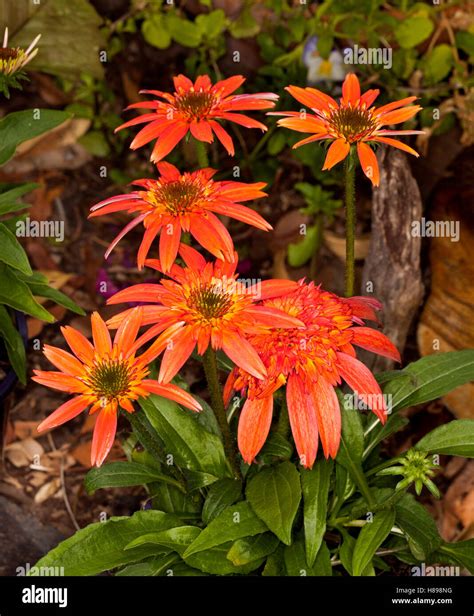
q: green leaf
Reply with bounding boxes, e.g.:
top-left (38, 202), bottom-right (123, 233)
top-left (125, 526), bottom-right (201, 556)
top-left (364, 414), bottom-right (409, 459)
top-left (384, 351), bottom-right (474, 412)
top-left (183, 502), bottom-right (267, 558)
top-left (0, 264), bottom-right (54, 321)
top-left (184, 542), bottom-right (264, 575)
top-left (116, 554), bottom-right (180, 576)
top-left (246, 461), bottom-right (301, 545)
top-left (438, 540), bottom-right (474, 574)
top-left (339, 531), bottom-right (374, 576)
top-left (288, 226), bottom-right (319, 268)
top-left (0, 305), bottom-right (26, 383)
top-left (301, 459), bottom-right (333, 567)
top-left (422, 44), bottom-right (453, 85)
top-left (284, 539), bottom-right (332, 576)
top-left (23, 278), bottom-right (85, 316)
top-left (84, 461), bottom-right (184, 494)
top-left (352, 509), bottom-right (395, 576)
top-left (317, 33), bottom-right (334, 59)
top-left (0, 110), bottom-right (70, 166)
top-left (395, 16), bottom-right (434, 49)
top-left (140, 394), bottom-right (230, 479)
top-left (202, 478), bottom-right (242, 524)
top-left (78, 131), bottom-right (110, 157)
top-left (0, 183), bottom-right (36, 216)
top-left (415, 419), bottom-right (474, 458)
top-left (395, 493), bottom-right (442, 561)
top-left (226, 533), bottom-right (279, 566)
top-left (267, 131), bottom-right (286, 156)
top-left (11, 0), bottom-right (105, 79)
top-left (142, 14), bottom-right (171, 49)
top-left (456, 31), bottom-right (474, 57)
top-left (0, 226), bottom-right (32, 274)
top-left (31, 510), bottom-right (182, 576)
top-left (166, 15), bottom-right (202, 48)
top-left (196, 10), bottom-right (227, 40)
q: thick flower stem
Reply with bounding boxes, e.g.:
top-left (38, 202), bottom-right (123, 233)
top-left (202, 347), bottom-right (241, 478)
top-left (344, 147), bottom-right (356, 298)
top-left (194, 138), bottom-right (210, 168)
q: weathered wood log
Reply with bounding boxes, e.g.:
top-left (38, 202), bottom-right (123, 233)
top-left (361, 147), bottom-right (424, 372)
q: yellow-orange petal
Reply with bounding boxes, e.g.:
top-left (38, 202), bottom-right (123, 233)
top-left (142, 381), bottom-right (202, 411)
top-left (114, 306), bottom-right (142, 355)
top-left (221, 330), bottom-right (267, 380)
top-left (90, 404), bottom-right (118, 467)
top-left (342, 73), bottom-right (361, 105)
top-left (357, 142), bottom-right (380, 187)
top-left (309, 377), bottom-right (341, 459)
top-left (43, 345), bottom-right (84, 376)
top-left (373, 136), bottom-right (419, 157)
top-left (286, 374), bottom-right (318, 469)
top-left (61, 325), bottom-right (95, 363)
top-left (159, 223), bottom-right (181, 274)
top-left (322, 138), bottom-right (350, 171)
top-left (37, 396), bottom-right (89, 433)
top-left (237, 396), bottom-right (274, 464)
top-left (91, 311), bottom-right (112, 355)
top-left (158, 326), bottom-right (196, 383)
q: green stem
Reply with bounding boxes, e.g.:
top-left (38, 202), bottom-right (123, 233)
top-left (194, 138), bottom-right (210, 168)
top-left (202, 347), bottom-right (241, 479)
top-left (344, 147), bottom-right (356, 297)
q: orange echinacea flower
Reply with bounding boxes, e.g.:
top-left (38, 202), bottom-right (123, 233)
top-left (106, 245), bottom-right (304, 383)
top-left (224, 282), bottom-right (401, 468)
top-left (89, 161), bottom-right (271, 273)
top-left (34, 308), bottom-right (201, 467)
top-left (116, 74), bottom-right (278, 161)
top-left (271, 73), bottom-right (422, 186)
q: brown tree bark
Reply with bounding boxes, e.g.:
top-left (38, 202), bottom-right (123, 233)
top-left (361, 148), bottom-right (424, 372)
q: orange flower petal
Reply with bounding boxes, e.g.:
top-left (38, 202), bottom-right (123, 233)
top-left (158, 326), bottom-right (196, 383)
top-left (237, 396), bottom-right (273, 464)
top-left (142, 381), bottom-right (202, 411)
top-left (91, 404), bottom-right (118, 467)
top-left (286, 374), bottom-right (319, 468)
top-left (113, 306), bottom-right (142, 355)
top-left (189, 212), bottom-right (234, 262)
top-left (137, 220), bottom-right (162, 269)
top-left (337, 352), bottom-right (387, 423)
top-left (32, 371), bottom-right (84, 393)
top-left (342, 73), bottom-right (361, 105)
top-left (91, 312), bottom-right (112, 354)
top-left (37, 396), bottom-right (89, 433)
top-left (208, 120), bottom-right (235, 155)
top-left (357, 142), bottom-right (380, 186)
top-left (61, 325), bottom-right (95, 363)
top-left (159, 223), bottom-right (181, 273)
top-left (43, 345), bottom-right (84, 376)
top-left (221, 330), bottom-right (267, 380)
top-left (322, 139), bottom-right (350, 170)
top-left (373, 136), bottom-right (419, 157)
top-left (190, 120), bottom-right (214, 143)
top-left (150, 122), bottom-right (189, 162)
top-left (309, 377), bottom-right (341, 459)
top-left (351, 327), bottom-right (401, 362)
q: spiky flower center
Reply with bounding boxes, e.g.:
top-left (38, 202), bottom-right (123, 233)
top-left (187, 282), bottom-right (235, 320)
top-left (145, 178), bottom-right (207, 215)
top-left (0, 47), bottom-right (20, 60)
top-left (83, 356), bottom-right (147, 403)
top-left (326, 105), bottom-right (377, 143)
top-left (174, 89), bottom-right (216, 121)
